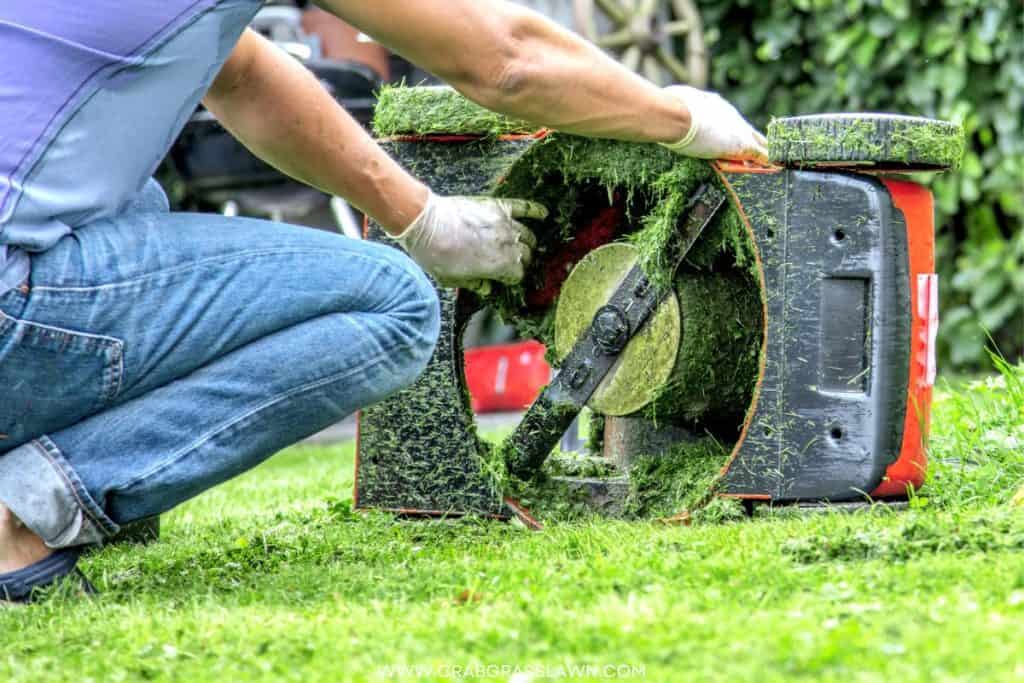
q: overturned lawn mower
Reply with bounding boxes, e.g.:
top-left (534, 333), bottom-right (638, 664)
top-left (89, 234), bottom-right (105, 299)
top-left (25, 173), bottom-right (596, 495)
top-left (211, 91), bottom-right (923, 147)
top-left (354, 87), bottom-right (964, 525)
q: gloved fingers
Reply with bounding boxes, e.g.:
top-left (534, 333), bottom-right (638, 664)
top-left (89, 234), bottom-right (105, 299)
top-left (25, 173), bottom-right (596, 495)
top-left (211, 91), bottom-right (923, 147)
top-left (495, 245), bottom-right (529, 284)
top-left (748, 145), bottom-right (770, 165)
top-left (662, 84), bottom-right (770, 163)
top-left (479, 227), bottom-right (533, 286)
top-left (725, 134), bottom-right (769, 164)
top-left (494, 260), bottom-right (525, 285)
top-left (722, 147), bottom-right (769, 164)
top-left (517, 241), bottom-right (533, 269)
top-left (749, 131), bottom-right (770, 162)
top-left (715, 111), bottom-right (769, 163)
top-left (494, 198), bottom-right (549, 221)
top-left (511, 220), bottom-right (538, 249)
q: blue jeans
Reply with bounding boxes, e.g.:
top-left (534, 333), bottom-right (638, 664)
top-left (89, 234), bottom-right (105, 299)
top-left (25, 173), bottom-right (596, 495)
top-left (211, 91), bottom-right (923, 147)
top-left (0, 183), bottom-right (440, 548)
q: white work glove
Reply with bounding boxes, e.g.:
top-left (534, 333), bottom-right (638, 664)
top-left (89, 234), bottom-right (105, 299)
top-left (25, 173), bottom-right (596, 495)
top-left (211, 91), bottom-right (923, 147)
top-left (393, 191), bottom-right (546, 289)
top-left (661, 85), bottom-right (769, 163)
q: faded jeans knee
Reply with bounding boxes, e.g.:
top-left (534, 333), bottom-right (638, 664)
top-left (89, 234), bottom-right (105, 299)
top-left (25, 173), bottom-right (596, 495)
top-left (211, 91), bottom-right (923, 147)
top-left (393, 260), bottom-right (442, 382)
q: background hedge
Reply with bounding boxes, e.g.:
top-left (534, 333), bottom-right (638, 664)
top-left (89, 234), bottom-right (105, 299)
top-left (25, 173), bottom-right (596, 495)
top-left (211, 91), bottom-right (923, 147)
top-left (697, 0), bottom-right (1023, 367)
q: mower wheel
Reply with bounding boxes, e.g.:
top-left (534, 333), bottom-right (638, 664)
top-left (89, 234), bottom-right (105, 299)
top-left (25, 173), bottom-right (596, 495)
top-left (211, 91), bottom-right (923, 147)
top-left (767, 113), bottom-right (964, 171)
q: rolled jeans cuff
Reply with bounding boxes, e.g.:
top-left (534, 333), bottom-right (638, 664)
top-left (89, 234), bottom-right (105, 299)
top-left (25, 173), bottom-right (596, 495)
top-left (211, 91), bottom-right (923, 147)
top-left (0, 436), bottom-right (118, 547)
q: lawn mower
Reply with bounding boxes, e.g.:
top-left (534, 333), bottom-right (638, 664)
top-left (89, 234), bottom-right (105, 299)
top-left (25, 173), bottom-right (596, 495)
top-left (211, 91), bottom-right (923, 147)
top-left (354, 87), bottom-right (962, 524)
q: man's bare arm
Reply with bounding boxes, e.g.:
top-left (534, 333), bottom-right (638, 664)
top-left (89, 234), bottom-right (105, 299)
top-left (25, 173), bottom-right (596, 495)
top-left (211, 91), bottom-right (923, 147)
top-left (204, 30), bottom-right (542, 287)
top-left (317, 0), bottom-right (692, 144)
top-left (203, 30), bottom-right (428, 233)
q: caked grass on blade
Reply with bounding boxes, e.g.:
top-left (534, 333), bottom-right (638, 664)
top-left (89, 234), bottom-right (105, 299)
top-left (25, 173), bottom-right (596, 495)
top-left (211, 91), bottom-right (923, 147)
top-left (2, 363), bottom-right (1024, 682)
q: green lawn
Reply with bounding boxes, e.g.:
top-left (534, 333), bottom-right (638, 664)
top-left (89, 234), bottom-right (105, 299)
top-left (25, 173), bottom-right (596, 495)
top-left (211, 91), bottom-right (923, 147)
top-left (3, 359), bottom-right (1023, 682)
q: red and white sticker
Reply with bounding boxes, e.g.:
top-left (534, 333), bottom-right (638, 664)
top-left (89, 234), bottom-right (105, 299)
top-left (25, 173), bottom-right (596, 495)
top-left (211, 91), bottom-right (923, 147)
top-left (917, 274), bottom-right (939, 387)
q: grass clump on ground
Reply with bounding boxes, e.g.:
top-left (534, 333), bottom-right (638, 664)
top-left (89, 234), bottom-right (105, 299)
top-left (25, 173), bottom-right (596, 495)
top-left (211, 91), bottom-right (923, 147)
top-left (3, 361), bottom-right (1022, 681)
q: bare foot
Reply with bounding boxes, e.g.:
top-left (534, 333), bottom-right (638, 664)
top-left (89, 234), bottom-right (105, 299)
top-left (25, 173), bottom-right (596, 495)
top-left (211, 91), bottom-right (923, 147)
top-left (0, 504), bottom-right (52, 574)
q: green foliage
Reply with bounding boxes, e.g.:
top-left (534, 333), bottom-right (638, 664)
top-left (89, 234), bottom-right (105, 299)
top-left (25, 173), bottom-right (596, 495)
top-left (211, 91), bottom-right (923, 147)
top-left (699, 0), bottom-right (1024, 365)
top-left (942, 230), bottom-right (1024, 365)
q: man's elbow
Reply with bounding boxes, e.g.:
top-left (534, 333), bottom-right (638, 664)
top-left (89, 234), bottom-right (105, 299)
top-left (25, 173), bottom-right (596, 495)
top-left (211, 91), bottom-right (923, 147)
top-left (453, 13), bottom-right (544, 112)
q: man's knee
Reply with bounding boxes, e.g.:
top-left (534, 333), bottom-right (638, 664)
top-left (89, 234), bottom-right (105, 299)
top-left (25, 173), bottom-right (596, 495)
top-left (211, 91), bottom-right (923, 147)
top-left (390, 254), bottom-right (441, 377)
top-left (315, 240), bottom-right (440, 392)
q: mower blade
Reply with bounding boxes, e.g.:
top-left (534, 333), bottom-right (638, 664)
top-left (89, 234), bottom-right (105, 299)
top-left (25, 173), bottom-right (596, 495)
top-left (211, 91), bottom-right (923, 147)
top-left (661, 183), bottom-right (729, 275)
top-left (503, 183), bottom-right (728, 479)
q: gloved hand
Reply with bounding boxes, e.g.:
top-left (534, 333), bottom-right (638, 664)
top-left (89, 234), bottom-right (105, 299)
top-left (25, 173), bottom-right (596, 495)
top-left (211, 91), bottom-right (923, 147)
top-left (393, 191), bottom-right (546, 290)
top-left (661, 85), bottom-right (769, 163)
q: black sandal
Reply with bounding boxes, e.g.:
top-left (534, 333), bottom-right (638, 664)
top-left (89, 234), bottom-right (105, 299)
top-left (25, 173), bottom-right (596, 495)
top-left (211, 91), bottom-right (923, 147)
top-left (0, 547), bottom-right (95, 603)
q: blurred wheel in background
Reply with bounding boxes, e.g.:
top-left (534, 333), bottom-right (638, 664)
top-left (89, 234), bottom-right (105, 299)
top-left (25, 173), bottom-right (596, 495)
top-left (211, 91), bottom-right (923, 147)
top-left (572, 0), bottom-right (707, 86)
